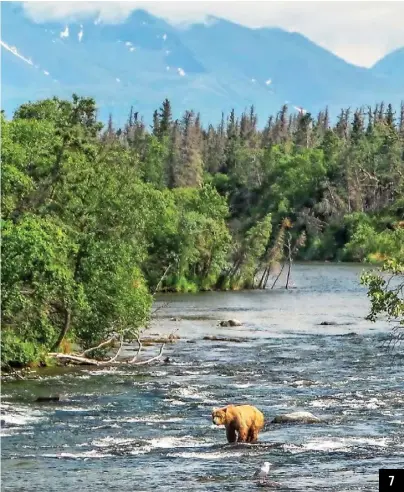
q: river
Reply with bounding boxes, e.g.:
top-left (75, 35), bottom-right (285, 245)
top-left (1, 263), bottom-right (403, 491)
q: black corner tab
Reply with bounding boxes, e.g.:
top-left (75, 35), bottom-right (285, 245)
top-left (379, 469), bottom-right (404, 491)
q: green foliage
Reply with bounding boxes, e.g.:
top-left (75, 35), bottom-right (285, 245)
top-left (1, 97), bottom-right (155, 366)
top-left (1, 215), bottom-right (78, 355)
top-left (260, 148), bottom-right (327, 219)
top-left (226, 213), bottom-right (273, 289)
top-left (344, 214), bottom-right (404, 262)
top-left (167, 185), bottom-right (232, 290)
top-left (361, 258), bottom-right (404, 342)
top-left (1, 331), bottom-right (43, 367)
top-left (2, 95), bottom-right (404, 366)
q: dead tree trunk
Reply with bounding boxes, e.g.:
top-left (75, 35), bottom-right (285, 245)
top-left (261, 265), bottom-right (272, 289)
top-left (258, 267), bottom-right (268, 289)
top-left (285, 261), bottom-right (292, 289)
top-left (285, 233), bottom-right (292, 289)
top-left (52, 308), bottom-right (71, 351)
top-left (271, 262), bottom-right (286, 289)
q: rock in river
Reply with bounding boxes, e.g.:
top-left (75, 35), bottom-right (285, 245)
top-left (203, 335), bottom-right (248, 343)
top-left (271, 411), bottom-right (321, 424)
top-left (35, 396), bottom-right (60, 403)
top-left (219, 319), bottom-right (243, 327)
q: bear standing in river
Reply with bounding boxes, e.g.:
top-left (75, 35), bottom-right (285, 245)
top-left (212, 404), bottom-right (265, 443)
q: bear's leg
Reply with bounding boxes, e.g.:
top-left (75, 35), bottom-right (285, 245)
top-left (237, 426), bottom-right (248, 442)
top-left (226, 424), bottom-right (237, 443)
top-left (247, 427), bottom-right (259, 443)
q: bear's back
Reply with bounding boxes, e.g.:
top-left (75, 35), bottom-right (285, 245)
top-left (228, 404), bottom-right (264, 424)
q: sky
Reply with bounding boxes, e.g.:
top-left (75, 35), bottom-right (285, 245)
top-left (20, 0), bottom-right (404, 67)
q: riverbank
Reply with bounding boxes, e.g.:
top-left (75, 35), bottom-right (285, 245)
top-left (1, 263), bottom-right (388, 383)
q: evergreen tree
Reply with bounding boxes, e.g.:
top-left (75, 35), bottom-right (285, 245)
top-left (351, 110), bottom-right (364, 143)
top-left (399, 102), bottom-right (404, 138)
top-left (158, 98), bottom-right (172, 138)
top-left (386, 103), bottom-right (395, 129)
top-left (295, 113), bottom-right (312, 148)
top-left (152, 110), bottom-right (160, 137)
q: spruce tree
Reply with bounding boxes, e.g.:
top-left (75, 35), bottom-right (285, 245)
top-left (159, 98), bottom-right (173, 138)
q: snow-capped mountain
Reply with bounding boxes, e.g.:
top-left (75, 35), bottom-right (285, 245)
top-left (1, 2), bottom-right (403, 126)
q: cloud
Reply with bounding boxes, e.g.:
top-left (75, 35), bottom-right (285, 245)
top-left (21, 1), bottom-right (404, 67)
top-left (0, 39), bottom-right (33, 65)
top-left (60, 26), bottom-right (69, 38)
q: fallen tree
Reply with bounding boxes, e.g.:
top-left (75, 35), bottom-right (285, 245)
top-left (47, 328), bottom-right (179, 367)
top-left (46, 267), bottom-right (176, 368)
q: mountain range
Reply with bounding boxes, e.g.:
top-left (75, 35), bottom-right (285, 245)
top-left (1, 2), bottom-right (403, 126)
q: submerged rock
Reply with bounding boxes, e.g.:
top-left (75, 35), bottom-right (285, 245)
top-left (35, 396), bottom-right (60, 403)
top-left (289, 379), bottom-right (316, 387)
top-left (256, 481), bottom-right (282, 489)
top-left (219, 319), bottom-right (243, 327)
top-left (203, 335), bottom-right (247, 343)
top-left (271, 411), bottom-right (321, 424)
top-left (319, 321), bottom-right (355, 326)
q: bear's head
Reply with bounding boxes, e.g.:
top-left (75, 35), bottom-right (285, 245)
top-left (212, 406), bottom-right (233, 425)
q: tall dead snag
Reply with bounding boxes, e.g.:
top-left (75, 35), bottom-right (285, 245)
top-left (285, 232), bottom-right (293, 289)
top-left (270, 262), bottom-right (286, 289)
top-left (258, 218), bottom-right (291, 289)
top-left (256, 218), bottom-right (306, 290)
top-left (285, 230), bottom-right (307, 289)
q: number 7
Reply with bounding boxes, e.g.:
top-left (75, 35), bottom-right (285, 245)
top-left (389, 475), bottom-right (394, 486)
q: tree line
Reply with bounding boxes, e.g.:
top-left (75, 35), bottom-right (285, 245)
top-left (1, 95), bottom-right (403, 367)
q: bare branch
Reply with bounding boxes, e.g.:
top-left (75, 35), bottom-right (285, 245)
top-left (128, 328), bottom-right (178, 365)
top-left (131, 342), bottom-right (165, 366)
top-left (8, 367), bottom-right (26, 380)
top-left (103, 334), bottom-right (124, 364)
top-left (151, 301), bottom-right (169, 317)
top-left (48, 353), bottom-right (102, 366)
top-left (48, 334), bottom-right (123, 366)
top-left (78, 336), bottom-right (117, 357)
top-left (153, 264), bottom-right (172, 295)
top-left (128, 334), bottom-right (143, 363)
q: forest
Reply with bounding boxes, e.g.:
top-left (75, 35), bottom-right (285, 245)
top-left (1, 95), bottom-right (404, 367)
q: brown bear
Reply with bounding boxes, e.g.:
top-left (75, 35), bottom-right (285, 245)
top-left (211, 404), bottom-right (265, 443)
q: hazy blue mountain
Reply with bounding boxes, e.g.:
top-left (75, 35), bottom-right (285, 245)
top-left (371, 47), bottom-right (404, 91)
top-left (1, 2), bottom-right (403, 126)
